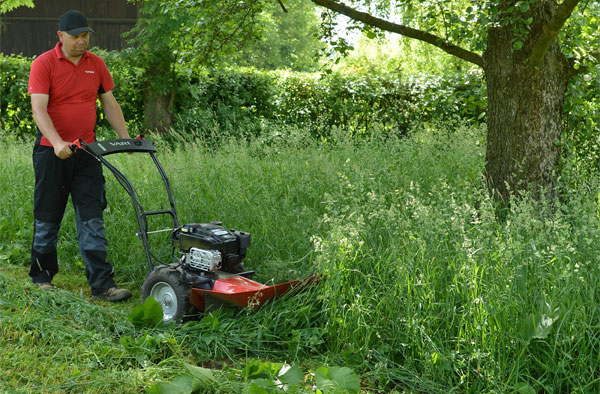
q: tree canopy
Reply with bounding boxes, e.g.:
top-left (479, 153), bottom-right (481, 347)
top-left (312, 0), bottom-right (599, 72)
top-left (227, 0), bottom-right (324, 71)
top-left (0, 0), bottom-right (33, 14)
top-left (311, 0), bottom-right (599, 199)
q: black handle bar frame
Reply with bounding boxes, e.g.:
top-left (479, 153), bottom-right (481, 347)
top-left (75, 137), bottom-right (180, 272)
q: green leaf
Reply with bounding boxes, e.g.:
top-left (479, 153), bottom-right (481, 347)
top-left (248, 379), bottom-right (278, 393)
top-left (328, 366), bottom-right (360, 393)
top-left (278, 364), bottom-right (304, 387)
top-left (183, 363), bottom-right (217, 385)
top-left (243, 360), bottom-right (267, 380)
top-left (128, 296), bottom-right (164, 327)
top-left (0, 0), bottom-right (34, 14)
top-left (315, 366), bottom-right (360, 394)
top-left (341, 348), bottom-right (362, 368)
top-left (519, 303), bottom-right (560, 345)
top-left (513, 41), bottom-right (524, 51)
top-left (533, 314), bottom-right (559, 340)
top-left (147, 374), bottom-right (195, 394)
top-left (519, 2), bottom-right (530, 13)
top-left (314, 368), bottom-right (335, 393)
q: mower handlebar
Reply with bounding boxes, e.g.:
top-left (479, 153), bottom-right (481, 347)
top-left (70, 135), bottom-right (156, 157)
top-left (69, 138), bottom-right (83, 152)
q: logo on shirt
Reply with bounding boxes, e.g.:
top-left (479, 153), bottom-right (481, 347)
top-left (85, 70), bottom-right (95, 74)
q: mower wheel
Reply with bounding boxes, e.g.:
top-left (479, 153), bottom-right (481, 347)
top-left (141, 265), bottom-right (193, 322)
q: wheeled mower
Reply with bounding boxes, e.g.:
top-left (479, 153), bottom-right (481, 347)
top-left (72, 136), bottom-right (316, 322)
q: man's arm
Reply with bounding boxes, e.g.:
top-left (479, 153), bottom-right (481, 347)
top-left (99, 90), bottom-right (129, 139)
top-left (31, 93), bottom-right (73, 159)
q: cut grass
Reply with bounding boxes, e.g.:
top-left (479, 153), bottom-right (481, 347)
top-left (0, 269), bottom-right (152, 393)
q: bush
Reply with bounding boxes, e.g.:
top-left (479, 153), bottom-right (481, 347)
top-left (174, 67), bottom-right (487, 141)
top-left (1, 52), bottom-right (487, 142)
top-left (95, 48), bottom-right (145, 128)
top-left (406, 69), bottom-right (487, 123)
top-left (0, 51), bottom-right (144, 139)
top-left (173, 68), bottom-right (277, 139)
top-left (0, 54), bottom-right (33, 138)
top-left (562, 69), bottom-right (600, 176)
top-left (273, 71), bottom-right (414, 138)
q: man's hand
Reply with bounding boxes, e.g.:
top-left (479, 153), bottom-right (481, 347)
top-left (53, 140), bottom-right (74, 159)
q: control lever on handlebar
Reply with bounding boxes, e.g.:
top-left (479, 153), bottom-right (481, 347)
top-left (69, 138), bottom-right (85, 152)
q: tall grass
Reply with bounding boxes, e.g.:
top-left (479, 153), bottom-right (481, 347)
top-left (1, 123), bottom-right (600, 392)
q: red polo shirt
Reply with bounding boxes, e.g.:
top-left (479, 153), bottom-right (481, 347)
top-left (28, 42), bottom-right (115, 147)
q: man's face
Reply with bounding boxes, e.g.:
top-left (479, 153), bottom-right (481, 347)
top-left (58, 31), bottom-right (89, 58)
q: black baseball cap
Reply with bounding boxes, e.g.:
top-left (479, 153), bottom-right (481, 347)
top-left (59, 10), bottom-right (95, 35)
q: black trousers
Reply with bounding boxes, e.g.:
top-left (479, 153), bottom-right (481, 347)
top-left (30, 145), bottom-right (116, 295)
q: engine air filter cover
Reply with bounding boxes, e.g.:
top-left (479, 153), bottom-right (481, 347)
top-left (187, 248), bottom-right (222, 272)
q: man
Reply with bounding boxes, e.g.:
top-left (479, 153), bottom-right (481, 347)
top-left (27, 10), bottom-right (132, 302)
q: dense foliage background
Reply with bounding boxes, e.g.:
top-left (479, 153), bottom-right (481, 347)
top-left (1, 51), bottom-right (488, 140)
top-left (2, 49), bottom-right (597, 165)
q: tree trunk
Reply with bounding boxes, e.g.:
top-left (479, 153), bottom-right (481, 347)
top-left (142, 63), bottom-right (174, 135)
top-left (143, 90), bottom-right (173, 134)
top-left (483, 8), bottom-right (572, 201)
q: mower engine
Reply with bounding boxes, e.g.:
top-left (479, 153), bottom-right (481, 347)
top-left (172, 222), bottom-right (251, 273)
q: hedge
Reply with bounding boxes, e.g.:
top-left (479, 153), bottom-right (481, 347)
top-left (0, 54), bottom-right (35, 139)
top-left (2, 51), bottom-right (487, 141)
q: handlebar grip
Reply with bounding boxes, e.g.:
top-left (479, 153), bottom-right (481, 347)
top-left (69, 138), bottom-right (84, 152)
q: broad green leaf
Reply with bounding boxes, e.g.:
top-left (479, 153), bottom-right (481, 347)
top-left (315, 366), bottom-right (360, 394)
top-left (243, 360), bottom-right (266, 379)
top-left (533, 313), bottom-right (559, 340)
top-left (183, 363), bottom-right (216, 385)
top-left (248, 379), bottom-right (278, 393)
top-left (519, 303), bottom-right (560, 345)
top-left (147, 374), bottom-right (195, 394)
top-left (128, 296), bottom-right (163, 327)
top-left (243, 360), bottom-right (283, 381)
top-left (278, 364), bottom-right (303, 387)
top-left (328, 366), bottom-right (360, 393)
top-left (314, 368), bottom-right (336, 394)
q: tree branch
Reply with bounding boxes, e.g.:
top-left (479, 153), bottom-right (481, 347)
top-left (310, 0), bottom-right (484, 68)
top-left (529, 0), bottom-right (581, 68)
top-left (277, 0), bottom-right (288, 13)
